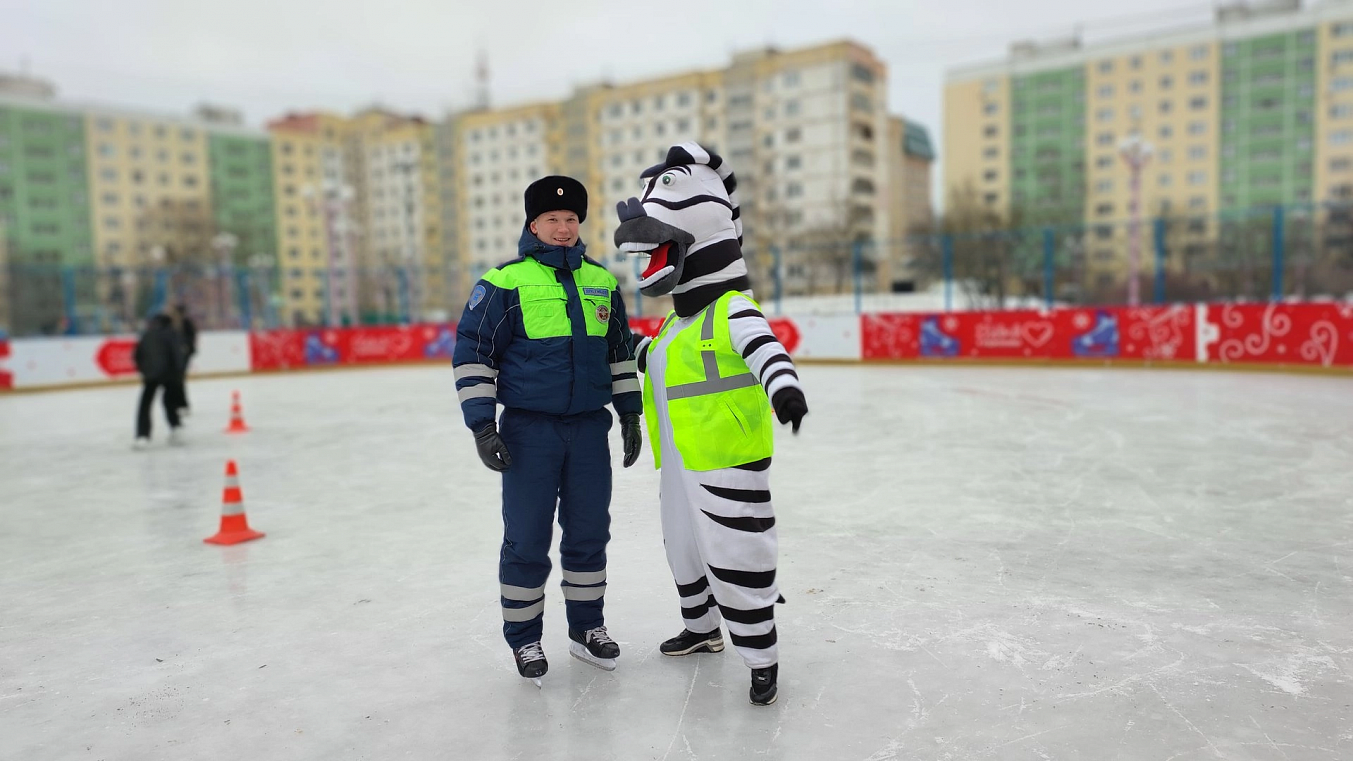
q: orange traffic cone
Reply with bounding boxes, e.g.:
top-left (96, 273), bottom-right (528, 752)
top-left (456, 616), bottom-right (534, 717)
top-left (224, 390), bottom-right (250, 434)
top-left (204, 460), bottom-right (265, 545)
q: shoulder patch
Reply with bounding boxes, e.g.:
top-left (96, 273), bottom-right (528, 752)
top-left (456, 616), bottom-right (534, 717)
top-left (469, 284), bottom-right (487, 310)
top-left (582, 286), bottom-right (610, 298)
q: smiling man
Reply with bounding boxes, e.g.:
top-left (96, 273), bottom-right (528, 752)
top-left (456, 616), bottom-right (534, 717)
top-left (452, 175), bottom-right (644, 685)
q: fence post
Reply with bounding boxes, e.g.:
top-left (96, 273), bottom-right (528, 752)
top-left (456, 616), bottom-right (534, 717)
top-left (770, 244), bottom-right (783, 316)
top-left (1042, 227), bottom-right (1055, 310)
top-left (942, 234), bottom-right (954, 313)
top-left (397, 267), bottom-right (411, 324)
top-left (1271, 205), bottom-right (1285, 301)
top-left (1153, 217), bottom-right (1167, 304)
top-left (236, 270), bottom-right (252, 330)
top-left (61, 267), bottom-right (78, 335)
top-left (851, 240), bottom-right (863, 314)
top-left (149, 268), bottom-right (169, 319)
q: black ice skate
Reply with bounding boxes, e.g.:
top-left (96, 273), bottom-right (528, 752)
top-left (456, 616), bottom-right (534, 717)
top-left (513, 642), bottom-right (548, 687)
top-left (659, 628), bottom-right (725, 657)
top-left (568, 626), bottom-right (619, 671)
top-left (749, 664), bottom-right (778, 706)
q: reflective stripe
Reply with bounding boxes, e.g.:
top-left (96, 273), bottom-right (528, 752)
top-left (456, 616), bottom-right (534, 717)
top-left (562, 569), bottom-right (607, 585)
top-left (224, 476), bottom-right (240, 489)
top-left (562, 584), bottom-right (606, 601)
top-left (454, 363), bottom-right (498, 381)
top-left (610, 360), bottom-right (638, 375)
top-left (221, 501), bottom-right (245, 517)
top-left (702, 350), bottom-right (720, 381)
top-left (500, 583), bottom-right (545, 601)
top-left (457, 384), bottom-right (497, 403)
top-left (700, 301), bottom-right (718, 341)
top-left (666, 372), bottom-right (759, 401)
top-left (502, 600), bottom-right (545, 622)
top-left (612, 378), bottom-right (641, 394)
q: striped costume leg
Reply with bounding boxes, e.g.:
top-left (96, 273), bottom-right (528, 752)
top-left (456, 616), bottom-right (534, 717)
top-left (681, 460), bottom-right (779, 669)
top-left (660, 457), bottom-right (723, 635)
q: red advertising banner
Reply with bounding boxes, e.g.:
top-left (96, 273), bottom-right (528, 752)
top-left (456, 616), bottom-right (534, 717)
top-left (249, 324), bottom-right (458, 371)
top-left (94, 338), bottom-right (139, 377)
top-left (0, 337), bottom-right (11, 390)
top-left (1205, 302), bottom-right (1353, 368)
top-left (862, 305), bottom-right (1198, 363)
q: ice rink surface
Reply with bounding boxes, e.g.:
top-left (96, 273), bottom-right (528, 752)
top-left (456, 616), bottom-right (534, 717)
top-left (2, 364), bottom-right (1352, 761)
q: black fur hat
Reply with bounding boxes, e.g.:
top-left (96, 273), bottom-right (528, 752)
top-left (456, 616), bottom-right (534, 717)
top-left (524, 175), bottom-right (587, 224)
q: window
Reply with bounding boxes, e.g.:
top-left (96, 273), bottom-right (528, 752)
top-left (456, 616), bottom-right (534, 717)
top-left (1159, 125), bottom-right (1174, 139)
top-left (983, 147), bottom-right (999, 159)
top-left (1096, 155), bottom-right (1113, 169)
top-left (180, 128), bottom-right (195, 141)
top-left (1129, 80), bottom-right (1142, 94)
top-left (983, 102), bottom-right (999, 116)
top-left (983, 125), bottom-right (998, 138)
top-left (1159, 100), bottom-right (1173, 114)
top-left (852, 93), bottom-right (874, 113)
top-left (1335, 50), bottom-right (1353, 65)
top-left (1188, 121), bottom-right (1207, 136)
top-left (785, 182), bottom-right (804, 198)
top-left (1331, 157), bottom-right (1353, 172)
top-left (786, 127), bottom-right (802, 143)
top-left (1332, 104), bottom-right (1353, 120)
top-left (1331, 130), bottom-right (1353, 146)
top-left (1159, 173), bottom-right (1173, 187)
top-left (100, 168), bottom-right (117, 181)
top-left (1098, 60), bottom-right (1113, 74)
top-left (850, 63), bottom-right (875, 84)
top-left (98, 143), bottom-right (115, 157)
top-left (1188, 171), bottom-right (1206, 186)
top-left (983, 192), bottom-right (998, 205)
top-left (1095, 202), bottom-right (1114, 216)
top-left (1189, 96), bottom-right (1208, 111)
top-left (984, 170), bottom-right (999, 182)
top-left (787, 155), bottom-right (802, 170)
top-left (1095, 179), bottom-right (1113, 193)
top-left (1097, 85), bottom-right (1114, 98)
top-left (1188, 145), bottom-right (1207, 160)
top-left (1096, 132), bottom-right (1114, 146)
top-left (1130, 55), bottom-right (1142, 69)
top-left (1096, 107), bottom-right (1113, 122)
top-left (1188, 71), bottom-right (1208, 86)
top-left (1160, 75), bottom-right (1174, 89)
top-left (97, 118), bottom-right (113, 131)
top-left (1129, 105), bottom-right (1142, 120)
top-left (1190, 45), bottom-right (1208, 60)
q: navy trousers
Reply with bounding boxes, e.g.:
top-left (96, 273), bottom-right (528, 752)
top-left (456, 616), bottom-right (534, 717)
top-left (497, 407), bottom-right (613, 649)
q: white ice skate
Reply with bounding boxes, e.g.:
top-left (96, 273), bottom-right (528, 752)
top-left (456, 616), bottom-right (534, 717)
top-left (168, 428), bottom-right (185, 446)
top-left (568, 627), bottom-right (619, 672)
top-left (132, 437), bottom-right (150, 451)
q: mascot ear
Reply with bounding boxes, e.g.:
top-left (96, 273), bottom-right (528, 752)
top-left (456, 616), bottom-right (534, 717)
top-left (642, 143), bottom-right (715, 179)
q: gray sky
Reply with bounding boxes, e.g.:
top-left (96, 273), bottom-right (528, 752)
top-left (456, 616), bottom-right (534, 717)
top-left (5, 0), bottom-right (1218, 206)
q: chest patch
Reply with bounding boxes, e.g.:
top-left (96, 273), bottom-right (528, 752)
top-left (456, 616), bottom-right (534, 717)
top-left (582, 287), bottom-right (610, 298)
top-left (595, 304), bottom-right (611, 323)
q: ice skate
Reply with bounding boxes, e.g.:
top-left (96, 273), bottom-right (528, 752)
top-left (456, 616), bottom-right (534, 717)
top-left (513, 642), bottom-right (547, 687)
top-left (568, 626), bottom-right (619, 671)
top-left (132, 437), bottom-right (150, 451)
top-left (168, 427), bottom-right (185, 446)
top-left (660, 628), bottom-right (724, 656)
top-left (749, 664), bottom-right (778, 706)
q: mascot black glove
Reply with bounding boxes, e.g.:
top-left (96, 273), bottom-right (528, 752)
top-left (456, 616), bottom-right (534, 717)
top-left (771, 387), bottom-right (808, 434)
top-left (473, 423), bottom-right (513, 472)
top-left (621, 413), bottom-right (643, 468)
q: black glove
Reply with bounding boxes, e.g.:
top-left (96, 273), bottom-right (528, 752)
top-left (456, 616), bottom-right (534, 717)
top-left (473, 423), bottom-right (512, 472)
top-left (620, 413), bottom-right (642, 468)
top-left (771, 387), bottom-right (808, 435)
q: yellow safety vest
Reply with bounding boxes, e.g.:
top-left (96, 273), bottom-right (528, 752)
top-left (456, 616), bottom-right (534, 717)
top-left (642, 291), bottom-right (774, 471)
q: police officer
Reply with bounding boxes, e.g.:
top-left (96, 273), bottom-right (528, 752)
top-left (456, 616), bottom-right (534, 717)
top-left (452, 176), bottom-right (643, 683)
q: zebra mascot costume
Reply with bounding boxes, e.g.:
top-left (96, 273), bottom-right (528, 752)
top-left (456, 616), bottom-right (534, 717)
top-left (614, 142), bottom-right (808, 706)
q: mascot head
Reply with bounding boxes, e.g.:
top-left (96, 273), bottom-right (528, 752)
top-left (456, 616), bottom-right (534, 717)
top-left (613, 142), bottom-right (751, 317)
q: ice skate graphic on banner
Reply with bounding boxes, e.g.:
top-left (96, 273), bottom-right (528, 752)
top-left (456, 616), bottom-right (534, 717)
top-left (920, 316), bottom-right (960, 357)
top-left (424, 326), bottom-right (456, 359)
top-left (1071, 310), bottom-right (1120, 358)
top-left (304, 333), bottom-right (340, 365)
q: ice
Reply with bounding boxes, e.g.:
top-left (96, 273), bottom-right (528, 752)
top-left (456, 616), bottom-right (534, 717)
top-left (2, 365), bottom-right (1352, 760)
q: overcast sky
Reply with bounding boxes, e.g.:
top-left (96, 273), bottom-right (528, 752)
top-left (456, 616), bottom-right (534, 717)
top-left (5, 0), bottom-right (1220, 205)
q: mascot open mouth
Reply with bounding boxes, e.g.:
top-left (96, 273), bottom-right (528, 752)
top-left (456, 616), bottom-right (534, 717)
top-left (614, 216), bottom-right (695, 297)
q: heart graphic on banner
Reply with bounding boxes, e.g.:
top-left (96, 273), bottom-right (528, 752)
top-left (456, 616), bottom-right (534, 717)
top-left (1022, 322), bottom-right (1054, 347)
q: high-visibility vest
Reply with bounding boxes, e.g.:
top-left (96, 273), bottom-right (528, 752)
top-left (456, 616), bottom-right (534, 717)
top-left (481, 256), bottom-right (617, 339)
top-left (642, 291), bottom-right (773, 471)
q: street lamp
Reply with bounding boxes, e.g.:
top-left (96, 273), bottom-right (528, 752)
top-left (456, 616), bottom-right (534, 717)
top-left (1118, 132), bottom-right (1154, 306)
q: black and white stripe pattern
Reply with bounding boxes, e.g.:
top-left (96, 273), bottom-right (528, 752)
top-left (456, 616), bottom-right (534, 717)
top-left (726, 295), bottom-right (803, 403)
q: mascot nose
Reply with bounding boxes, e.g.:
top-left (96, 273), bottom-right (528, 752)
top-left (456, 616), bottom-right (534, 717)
top-left (616, 197), bottom-right (647, 223)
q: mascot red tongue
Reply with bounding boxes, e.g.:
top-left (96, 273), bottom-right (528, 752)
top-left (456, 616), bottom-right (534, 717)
top-left (642, 243), bottom-right (672, 280)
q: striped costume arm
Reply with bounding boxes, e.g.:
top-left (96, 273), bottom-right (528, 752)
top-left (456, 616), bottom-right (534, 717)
top-left (727, 294), bottom-right (802, 403)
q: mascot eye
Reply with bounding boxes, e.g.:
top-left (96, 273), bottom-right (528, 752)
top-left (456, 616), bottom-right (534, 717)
top-left (661, 173), bottom-right (676, 186)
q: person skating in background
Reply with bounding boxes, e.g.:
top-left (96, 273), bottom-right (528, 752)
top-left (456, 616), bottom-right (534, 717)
top-left (166, 303), bottom-right (197, 418)
top-left (133, 313), bottom-right (185, 449)
top-left (452, 175), bottom-right (644, 685)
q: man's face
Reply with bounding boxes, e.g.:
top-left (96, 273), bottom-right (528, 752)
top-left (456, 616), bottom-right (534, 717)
top-left (530, 211), bottom-right (581, 247)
